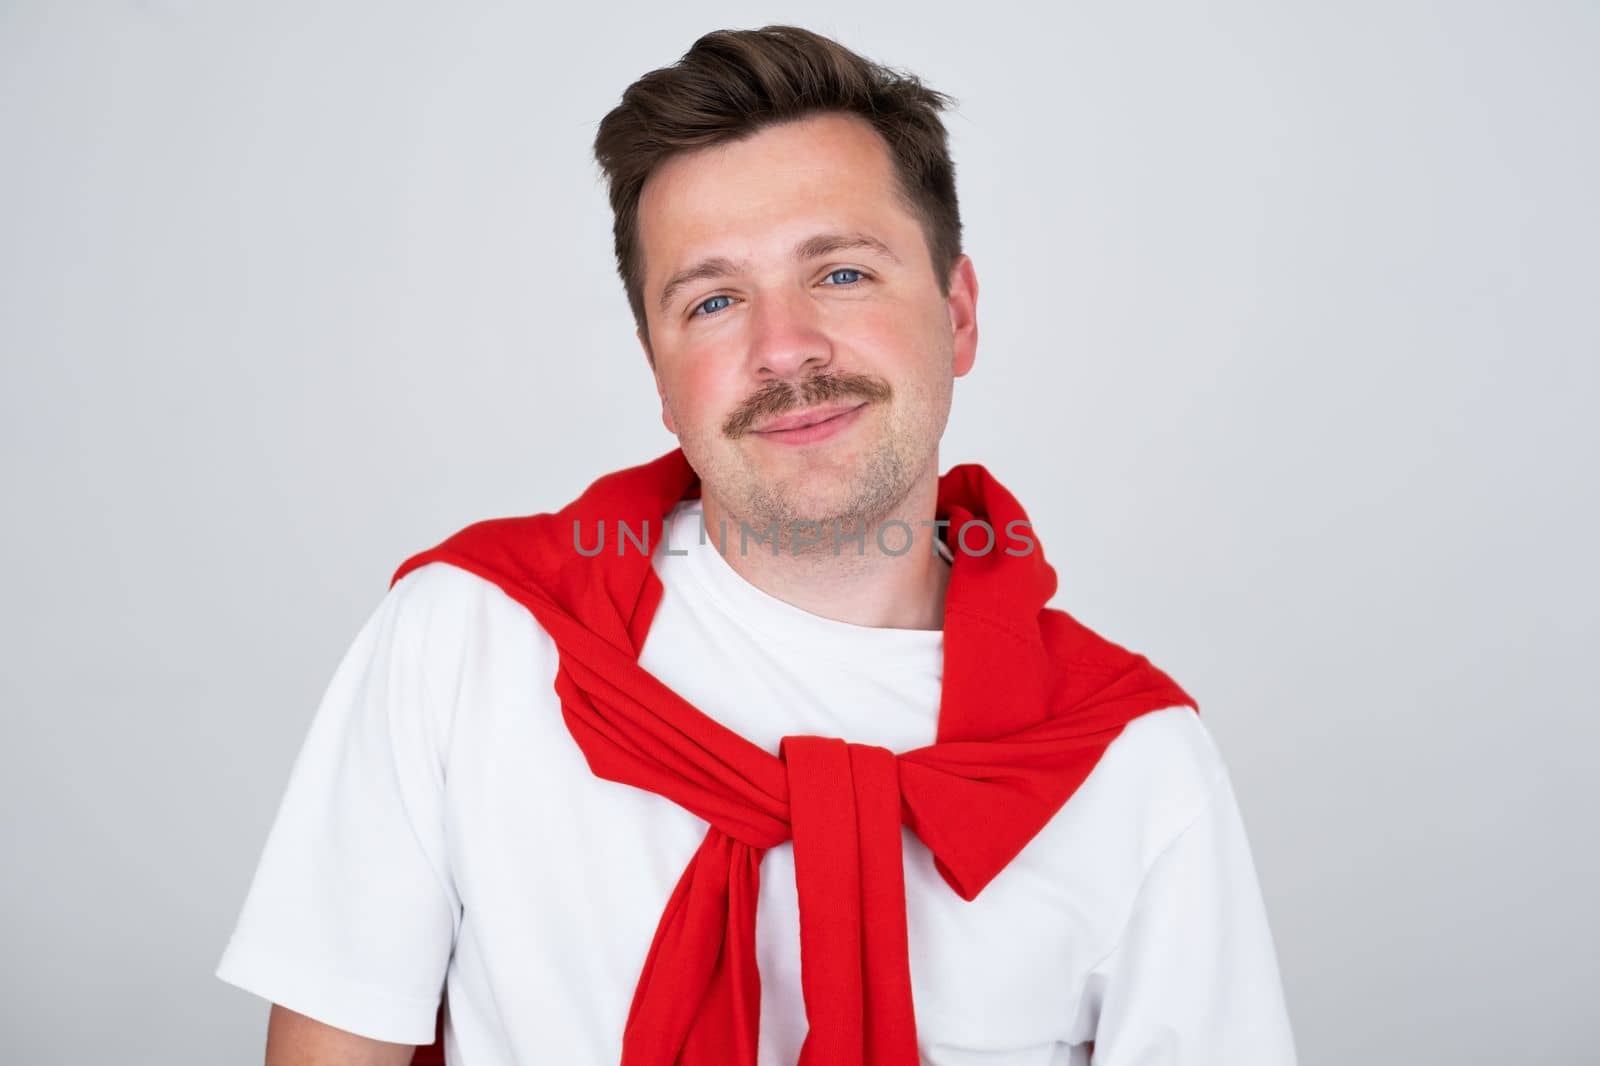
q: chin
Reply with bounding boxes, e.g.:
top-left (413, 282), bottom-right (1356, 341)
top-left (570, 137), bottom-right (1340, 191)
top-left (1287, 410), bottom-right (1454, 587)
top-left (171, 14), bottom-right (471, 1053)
top-left (786, 485), bottom-right (860, 523)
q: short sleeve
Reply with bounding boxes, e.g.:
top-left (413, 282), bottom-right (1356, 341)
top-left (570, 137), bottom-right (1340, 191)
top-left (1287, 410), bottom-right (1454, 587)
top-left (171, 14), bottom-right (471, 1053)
top-left (1084, 765), bottom-right (1298, 1065)
top-left (214, 564), bottom-right (466, 1044)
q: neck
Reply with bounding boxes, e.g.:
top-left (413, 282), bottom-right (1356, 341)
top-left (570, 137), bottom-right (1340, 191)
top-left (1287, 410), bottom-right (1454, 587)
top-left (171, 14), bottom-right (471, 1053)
top-left (697, 466), bottom-right (952, 631)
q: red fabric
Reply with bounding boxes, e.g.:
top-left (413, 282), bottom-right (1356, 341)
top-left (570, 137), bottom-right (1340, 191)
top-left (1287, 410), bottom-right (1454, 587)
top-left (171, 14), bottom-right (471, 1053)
top-left (392, 447), bottom-right (1197, 1066)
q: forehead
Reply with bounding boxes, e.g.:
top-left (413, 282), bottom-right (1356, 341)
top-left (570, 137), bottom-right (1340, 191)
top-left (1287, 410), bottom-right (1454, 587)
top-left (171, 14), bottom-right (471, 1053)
top-left (636, 112), bottom-right (920, 281)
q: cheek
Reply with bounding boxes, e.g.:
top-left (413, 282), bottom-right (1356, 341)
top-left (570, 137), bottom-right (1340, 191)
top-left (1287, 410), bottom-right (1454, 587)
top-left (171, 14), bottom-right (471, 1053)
top-left (858, 299), bottom-right (945, 368)
top-left (663, 357), bottom-right (740, 432)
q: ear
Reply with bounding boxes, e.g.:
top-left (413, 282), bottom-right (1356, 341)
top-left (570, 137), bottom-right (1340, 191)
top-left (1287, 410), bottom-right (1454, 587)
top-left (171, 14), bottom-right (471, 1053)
top-left (637, 327), bottom-right (678, 435)
top-left (946, 254), bottom-right (979, 378)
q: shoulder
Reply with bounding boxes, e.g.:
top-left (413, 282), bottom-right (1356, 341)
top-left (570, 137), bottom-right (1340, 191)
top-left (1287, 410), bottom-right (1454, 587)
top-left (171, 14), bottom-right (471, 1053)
top-left (381, 560), bottom-right (561, 681)
top-left (1085, 706), bottom-right (1233, 866)
top-left (387, 557), bottom-right (515, 618)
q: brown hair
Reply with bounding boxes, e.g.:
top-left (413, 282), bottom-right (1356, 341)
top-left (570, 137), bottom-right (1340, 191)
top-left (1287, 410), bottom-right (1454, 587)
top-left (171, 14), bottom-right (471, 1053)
top-left (593, 25), bottom-right (964, 347)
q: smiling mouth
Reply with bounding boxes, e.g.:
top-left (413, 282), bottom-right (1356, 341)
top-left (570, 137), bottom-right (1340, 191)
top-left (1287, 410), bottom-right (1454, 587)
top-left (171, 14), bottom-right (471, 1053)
top-left (752, 401), bottom-right (869, 435)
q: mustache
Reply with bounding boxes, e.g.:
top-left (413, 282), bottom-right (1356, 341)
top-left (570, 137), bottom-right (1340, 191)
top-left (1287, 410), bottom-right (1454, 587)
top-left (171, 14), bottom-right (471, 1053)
top-left (723, 372), bottom-right (893, 439)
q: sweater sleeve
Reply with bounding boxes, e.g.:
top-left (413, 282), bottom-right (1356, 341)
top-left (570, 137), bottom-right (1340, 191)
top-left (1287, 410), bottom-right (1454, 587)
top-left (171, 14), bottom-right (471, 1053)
top-left (213, 564), bottom-right (466, 1044)
top-left (1084, 764), bottom-right (1298, 1065)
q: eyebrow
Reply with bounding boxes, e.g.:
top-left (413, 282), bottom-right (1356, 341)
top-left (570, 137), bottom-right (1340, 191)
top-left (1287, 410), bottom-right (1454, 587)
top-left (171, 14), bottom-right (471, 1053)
top-left (657, 231), bottom-right (902, 314)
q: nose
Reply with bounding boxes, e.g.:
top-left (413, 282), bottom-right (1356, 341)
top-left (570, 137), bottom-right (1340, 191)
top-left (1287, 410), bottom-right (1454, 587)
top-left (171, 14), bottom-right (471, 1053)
top-left (745, 283), bottom-right (833, 380)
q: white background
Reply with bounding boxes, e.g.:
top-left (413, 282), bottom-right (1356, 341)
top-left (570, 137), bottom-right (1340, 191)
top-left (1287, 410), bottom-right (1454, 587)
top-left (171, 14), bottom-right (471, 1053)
top-left (2, 2), bottom-right (1595, 1063)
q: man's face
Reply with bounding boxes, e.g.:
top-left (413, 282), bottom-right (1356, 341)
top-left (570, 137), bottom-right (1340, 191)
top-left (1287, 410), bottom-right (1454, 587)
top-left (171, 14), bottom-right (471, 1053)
top-left (635, 111), bottom-right (979, 541)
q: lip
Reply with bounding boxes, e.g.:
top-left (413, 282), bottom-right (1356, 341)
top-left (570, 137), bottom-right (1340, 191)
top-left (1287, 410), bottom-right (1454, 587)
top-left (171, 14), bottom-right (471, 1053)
top-left (750, 401), bottom-right (869, 445)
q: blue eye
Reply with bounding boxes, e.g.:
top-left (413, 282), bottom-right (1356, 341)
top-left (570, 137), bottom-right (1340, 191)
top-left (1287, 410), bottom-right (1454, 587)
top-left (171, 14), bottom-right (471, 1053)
top-left (689, 270), bottom-right (868, 320)
top-left (692, 294), bottom-right (733, 317)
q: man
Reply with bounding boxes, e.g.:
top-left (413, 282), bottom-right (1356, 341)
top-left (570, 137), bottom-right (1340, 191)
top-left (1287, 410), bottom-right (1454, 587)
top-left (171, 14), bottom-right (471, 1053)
top-left (216, 24), bottom-right (1297, 1066)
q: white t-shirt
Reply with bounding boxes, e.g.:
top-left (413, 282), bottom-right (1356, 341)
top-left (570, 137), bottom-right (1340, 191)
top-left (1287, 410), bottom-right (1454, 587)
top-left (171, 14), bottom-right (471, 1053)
top-left (216, 500), bottom-right (1297, 1065)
